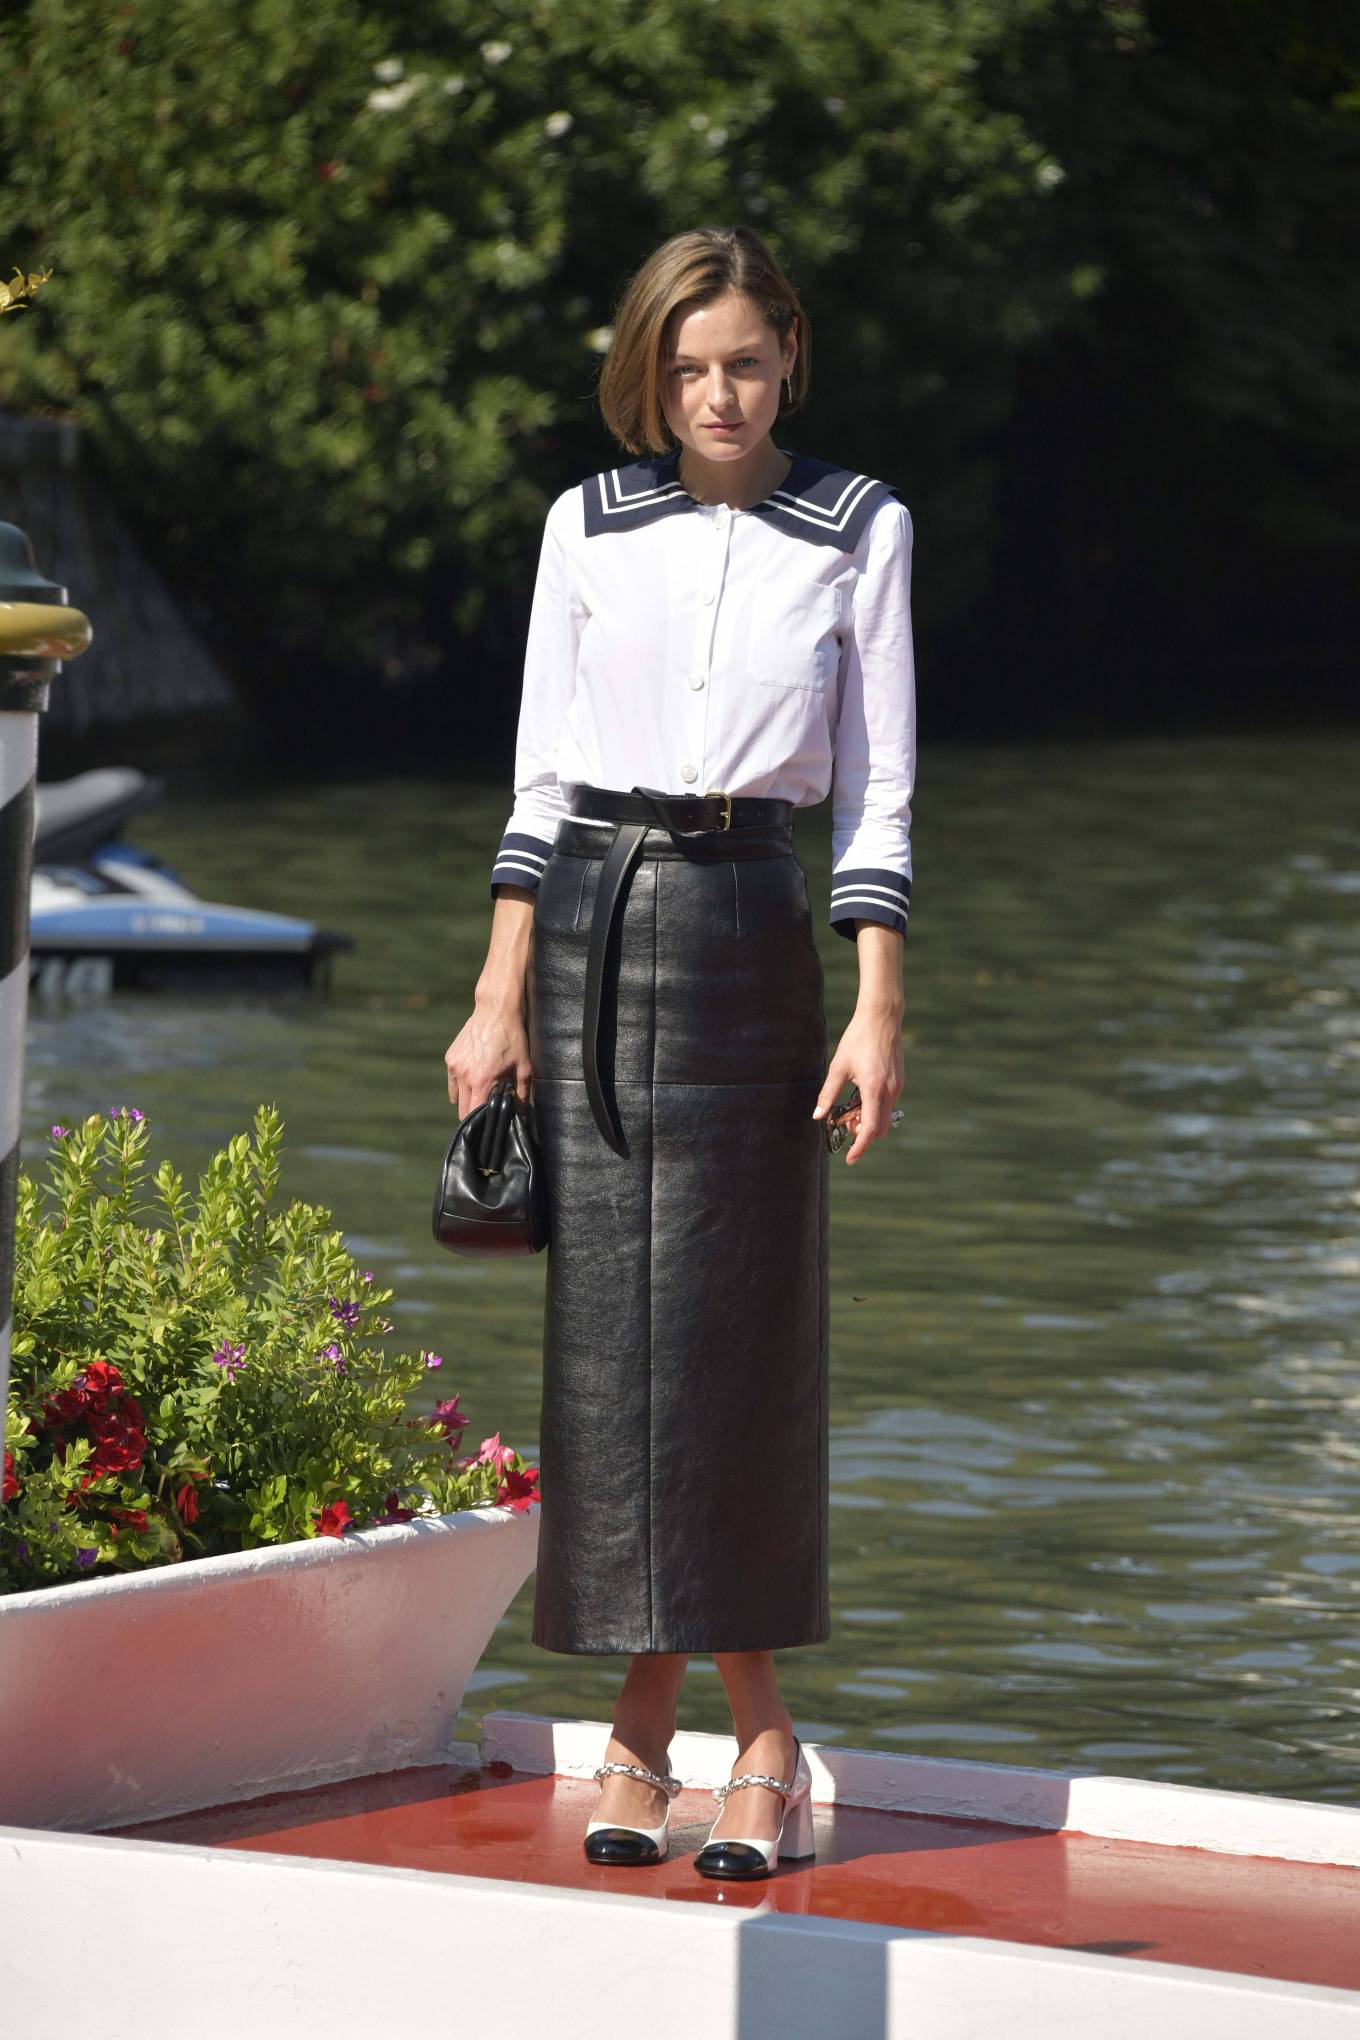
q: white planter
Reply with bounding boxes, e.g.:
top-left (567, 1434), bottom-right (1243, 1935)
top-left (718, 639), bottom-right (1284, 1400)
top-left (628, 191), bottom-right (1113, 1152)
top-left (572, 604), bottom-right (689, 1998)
top-left (0, 1502), bottom-right (538, 1833)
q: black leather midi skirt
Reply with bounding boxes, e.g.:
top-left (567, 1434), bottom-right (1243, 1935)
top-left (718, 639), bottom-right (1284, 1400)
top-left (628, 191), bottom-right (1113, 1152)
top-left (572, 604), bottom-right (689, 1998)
top-left (526, 803), bottom-right (831, 1655)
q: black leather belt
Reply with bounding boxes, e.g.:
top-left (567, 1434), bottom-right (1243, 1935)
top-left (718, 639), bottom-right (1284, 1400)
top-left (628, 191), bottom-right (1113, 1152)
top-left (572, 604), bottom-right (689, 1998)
top-left (569, 783), bottom-right (794, 1154)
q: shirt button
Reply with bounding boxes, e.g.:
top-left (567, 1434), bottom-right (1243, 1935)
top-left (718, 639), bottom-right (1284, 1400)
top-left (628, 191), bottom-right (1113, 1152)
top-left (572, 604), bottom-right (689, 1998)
top-left (688, 672), bottom-right (706, 690)
top-left (714, 507), bottom-right (731, 528)
top-left (699, 589), bottom-right (716, 605)
top-left (679, 763), bottom-right (698, 783)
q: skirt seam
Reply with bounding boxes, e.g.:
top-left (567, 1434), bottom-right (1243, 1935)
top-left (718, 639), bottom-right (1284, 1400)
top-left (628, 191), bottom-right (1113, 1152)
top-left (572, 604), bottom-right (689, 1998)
top-left (818, 1131), bottom-right (827, 1630)
top-left (646, 858), bottom-right (658, 1647)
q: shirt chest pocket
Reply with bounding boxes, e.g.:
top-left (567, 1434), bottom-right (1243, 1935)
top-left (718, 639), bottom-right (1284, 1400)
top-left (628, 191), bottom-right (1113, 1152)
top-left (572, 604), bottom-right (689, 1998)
top-left (747, 578), bottom-right (846, 692)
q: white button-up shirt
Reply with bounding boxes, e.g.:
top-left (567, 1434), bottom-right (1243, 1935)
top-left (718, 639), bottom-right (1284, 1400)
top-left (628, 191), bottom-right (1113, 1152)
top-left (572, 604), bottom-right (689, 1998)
top-left (491, 447), bottom-right (916, 940)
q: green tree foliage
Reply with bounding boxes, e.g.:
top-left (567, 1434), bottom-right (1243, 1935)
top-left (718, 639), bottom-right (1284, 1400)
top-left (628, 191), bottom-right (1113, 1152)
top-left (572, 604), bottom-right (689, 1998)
top-left (1, 0), bottom-right (1354, 729)
top-left (977, 0), bottom-right (1360, 710)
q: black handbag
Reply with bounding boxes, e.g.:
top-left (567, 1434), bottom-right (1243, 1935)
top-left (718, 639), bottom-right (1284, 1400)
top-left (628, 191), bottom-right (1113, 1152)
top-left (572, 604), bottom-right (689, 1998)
top-left (432, 1077), bottom-right (549, 1256)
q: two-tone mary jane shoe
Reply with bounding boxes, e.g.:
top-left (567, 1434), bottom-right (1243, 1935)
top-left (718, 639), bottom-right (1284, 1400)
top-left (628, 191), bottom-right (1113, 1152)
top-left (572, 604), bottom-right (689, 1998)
top-left (693, 1737), bottom-right (815, 1880)
top-left (583, 1757), bottom-right (685, 1865)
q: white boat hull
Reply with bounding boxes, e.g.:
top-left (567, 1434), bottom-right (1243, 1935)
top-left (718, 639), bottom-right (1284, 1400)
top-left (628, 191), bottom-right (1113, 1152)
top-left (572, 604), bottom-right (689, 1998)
top-left (0, 1504), bottom-right (538, 1831)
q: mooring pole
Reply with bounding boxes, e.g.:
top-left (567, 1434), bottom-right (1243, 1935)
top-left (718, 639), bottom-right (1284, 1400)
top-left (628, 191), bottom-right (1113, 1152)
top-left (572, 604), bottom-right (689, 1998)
top-left (0, 524), bottom-right (91, 1425)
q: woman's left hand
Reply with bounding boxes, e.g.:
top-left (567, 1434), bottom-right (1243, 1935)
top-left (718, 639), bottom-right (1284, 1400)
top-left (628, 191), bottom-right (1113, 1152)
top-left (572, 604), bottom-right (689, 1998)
top-left (812, 1004), bottom-right (905, 1165)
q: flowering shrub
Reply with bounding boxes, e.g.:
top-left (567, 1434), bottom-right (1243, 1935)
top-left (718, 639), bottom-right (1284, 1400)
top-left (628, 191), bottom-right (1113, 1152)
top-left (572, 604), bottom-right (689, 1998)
top-left (2, 1104), bottom-right (538, 1594)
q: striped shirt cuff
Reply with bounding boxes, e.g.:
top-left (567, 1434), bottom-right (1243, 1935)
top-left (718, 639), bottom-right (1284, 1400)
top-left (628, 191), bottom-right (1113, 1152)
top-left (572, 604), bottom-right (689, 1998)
top-left (490, 831), bottom-right (554, 895)
top-left (829, 867), bottom-right (911, 941)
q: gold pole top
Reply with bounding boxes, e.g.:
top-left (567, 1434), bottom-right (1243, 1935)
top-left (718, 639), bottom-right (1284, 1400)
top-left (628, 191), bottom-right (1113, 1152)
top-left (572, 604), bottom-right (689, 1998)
top-left (0, 601), bottom-right (92, 660)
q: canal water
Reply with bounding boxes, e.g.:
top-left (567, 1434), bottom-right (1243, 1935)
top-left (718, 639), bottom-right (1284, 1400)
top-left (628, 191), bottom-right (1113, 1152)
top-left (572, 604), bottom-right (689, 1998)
top-left (19, 727), bottom-right (1360, 1805)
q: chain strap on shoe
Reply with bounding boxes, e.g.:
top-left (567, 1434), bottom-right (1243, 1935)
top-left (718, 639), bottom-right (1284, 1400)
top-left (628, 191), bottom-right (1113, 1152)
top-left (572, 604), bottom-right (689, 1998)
top-left (712, 1768), bottom-right (798, 1804)
top-left (593, 1759), bottom-right (683, 1800)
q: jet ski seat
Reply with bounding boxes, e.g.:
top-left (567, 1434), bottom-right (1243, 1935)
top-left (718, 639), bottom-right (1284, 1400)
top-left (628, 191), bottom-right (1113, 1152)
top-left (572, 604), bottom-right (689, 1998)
top-left (33, 767), bottom-right (166, 865)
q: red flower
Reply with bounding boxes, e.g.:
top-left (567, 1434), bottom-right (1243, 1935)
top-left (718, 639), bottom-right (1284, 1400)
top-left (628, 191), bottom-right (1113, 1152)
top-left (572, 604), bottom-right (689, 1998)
top-left (41, 1363), bottom-right (147, 1490)
top-left (82, 1360), bottom-right (125, 1402)
top-left (87, 1418), bottom-right (146, 1478)
top-left (495, 1463), bottom-right (540, 1513)
top-left (41, 1383), bottom-right (88, 1428)
top-left (316, 1498), bottom-right (352, 1538)
top-left (2, 1450), bottom-right (17, 1503)
top-left (369, 1490), bottom-right (416, 1525)
top-left (84, 1400), bottom-right (147, 1482)
top-left (109, 1505), bottom-right (149, 1539)
top-left (317, 159), bottom-right (340, 180)
top-left (175, 1482), bottom-right (200, 1525)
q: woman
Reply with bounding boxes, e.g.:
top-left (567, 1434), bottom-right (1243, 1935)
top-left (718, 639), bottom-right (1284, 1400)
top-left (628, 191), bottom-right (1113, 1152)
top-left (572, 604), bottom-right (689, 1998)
top-left (445, 224), bottom-right (915, 1880)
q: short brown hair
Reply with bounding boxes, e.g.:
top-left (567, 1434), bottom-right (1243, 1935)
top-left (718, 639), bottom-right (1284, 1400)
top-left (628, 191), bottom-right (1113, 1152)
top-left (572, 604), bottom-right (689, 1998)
top-left (597, 225), bottom-right (811, 456)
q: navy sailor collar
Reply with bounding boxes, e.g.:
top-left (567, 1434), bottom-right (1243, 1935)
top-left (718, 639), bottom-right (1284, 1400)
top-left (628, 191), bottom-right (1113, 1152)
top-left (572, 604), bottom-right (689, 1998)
top-left (581, 448), bottom-right (900, 551)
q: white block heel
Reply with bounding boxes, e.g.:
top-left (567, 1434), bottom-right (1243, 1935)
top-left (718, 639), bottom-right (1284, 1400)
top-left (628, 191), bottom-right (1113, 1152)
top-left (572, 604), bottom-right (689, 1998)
top-left (776, 1781), bottom-right (815, 1861)
top-left (693, 1737), bottom-right (815, 1880)
top-left (584, 1757), bottom-right (683, 1866)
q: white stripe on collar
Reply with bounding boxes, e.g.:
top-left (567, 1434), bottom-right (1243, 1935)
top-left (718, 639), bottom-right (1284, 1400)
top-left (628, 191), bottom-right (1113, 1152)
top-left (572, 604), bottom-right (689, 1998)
top-left (582, 451), bottom-right (900, 550)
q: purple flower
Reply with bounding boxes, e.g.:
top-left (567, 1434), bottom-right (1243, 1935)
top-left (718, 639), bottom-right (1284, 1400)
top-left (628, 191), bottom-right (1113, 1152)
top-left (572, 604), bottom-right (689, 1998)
top-left (128, 1107), bottom-right (145, 1122)
top-left (361, 1270), bottom-right (375, 1285)
top-left (108, 1105), bottom-right (144, 1122)
top-left (426, 1394), bottom-right (469, 1439)
top-left (379, 1318), bottom-right (394, 1333)
top-left (15, 1540), bottom-right (29, 1562)
top-left (315, 1341), bottom-right (346, 1374)
top-left (328, 1296), bottom-right (361, 1329)
top-left (421, 1350), bottom-right (444, 1369)
top-left (50, 1124), bottom-right (70, 1140)
top-left (75, 1548), bottom-right (97, 1568)
top-left (211, 1340), bottom-right (247, 1377)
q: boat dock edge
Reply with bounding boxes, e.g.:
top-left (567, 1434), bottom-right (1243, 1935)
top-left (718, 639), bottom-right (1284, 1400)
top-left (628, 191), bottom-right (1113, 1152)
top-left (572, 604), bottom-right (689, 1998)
top-left (481, 1709), bottom-right (1360, 1870)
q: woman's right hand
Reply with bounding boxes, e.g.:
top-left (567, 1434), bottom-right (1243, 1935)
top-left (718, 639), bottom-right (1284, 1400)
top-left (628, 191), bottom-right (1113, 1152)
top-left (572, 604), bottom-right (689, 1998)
top-left (444, 996), bottom-right (532, 1119)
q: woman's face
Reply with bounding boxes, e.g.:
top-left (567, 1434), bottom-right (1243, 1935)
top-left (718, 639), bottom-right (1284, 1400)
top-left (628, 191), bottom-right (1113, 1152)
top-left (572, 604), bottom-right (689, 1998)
top-left (660, 288), bottom-right (796, 461)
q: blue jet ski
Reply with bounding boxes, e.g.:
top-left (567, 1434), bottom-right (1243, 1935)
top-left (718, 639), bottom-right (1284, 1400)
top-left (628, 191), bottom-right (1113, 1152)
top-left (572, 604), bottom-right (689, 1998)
top-left (30, 767), bottom-right (354, 993)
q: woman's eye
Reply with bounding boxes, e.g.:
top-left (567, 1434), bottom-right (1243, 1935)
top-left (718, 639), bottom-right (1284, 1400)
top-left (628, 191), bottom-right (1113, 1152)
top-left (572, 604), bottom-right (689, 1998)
top-left (673, 358), bottom-right (761, 375)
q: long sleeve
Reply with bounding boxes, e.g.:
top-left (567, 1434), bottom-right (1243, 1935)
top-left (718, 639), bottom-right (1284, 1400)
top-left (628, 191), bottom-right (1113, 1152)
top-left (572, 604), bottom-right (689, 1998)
top-left (490, 489), bottom-right (587, 897)
top-left (828, 497), bottom-right (916, 941)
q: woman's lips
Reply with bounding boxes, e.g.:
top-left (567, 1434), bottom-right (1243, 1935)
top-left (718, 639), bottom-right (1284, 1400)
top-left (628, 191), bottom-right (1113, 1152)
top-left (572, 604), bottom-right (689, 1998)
top-left (703, 421), bottom-right (743, 433)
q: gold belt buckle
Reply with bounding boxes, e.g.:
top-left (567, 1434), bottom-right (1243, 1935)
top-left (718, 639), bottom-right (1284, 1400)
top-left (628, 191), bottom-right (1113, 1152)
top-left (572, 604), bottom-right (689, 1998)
top-left (703, 787), bottom-right (732, 831)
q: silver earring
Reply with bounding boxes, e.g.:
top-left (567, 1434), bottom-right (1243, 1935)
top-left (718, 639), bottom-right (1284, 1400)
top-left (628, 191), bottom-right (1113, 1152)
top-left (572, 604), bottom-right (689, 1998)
top-left (783, 374), bottom-right (792, 408)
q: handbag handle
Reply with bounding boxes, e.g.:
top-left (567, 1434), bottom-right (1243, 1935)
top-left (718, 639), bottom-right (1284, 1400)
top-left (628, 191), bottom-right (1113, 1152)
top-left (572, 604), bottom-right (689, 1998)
top-left (477, 1079), bottom-right (505, 1174)
top-left (477, 1078), bottom-right (525, 1176)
